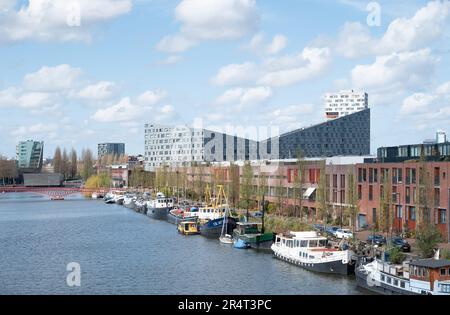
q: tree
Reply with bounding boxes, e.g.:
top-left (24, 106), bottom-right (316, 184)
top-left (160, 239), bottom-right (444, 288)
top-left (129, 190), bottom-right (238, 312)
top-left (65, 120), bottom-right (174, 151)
top-left (316, 160), bottom-right (329, 223)
top-left (345, 171), bottom-right (359, 233)
top-left (62, 148), bottom-right (69, 179)
top-left (240, 161), bottom-right (254, 221)
top-left (0, 155), bottom-right (17, 185)
top-left (416, 149), bottom-right (432, 230)
top-left (294, 149), bottom-right (306, 219)
top-left (69, 148), bottom-right (77, 179)
top-left (379, 169), bottom-right (392, 233)
top-left (388, 247), bottom-right (406, 264)
top-left (81, 149), bottom-right (94, 181)
top-left (257, 166), bottom-right (268, 212)
top-left (53, 147), bottom-right (62, 174)
top-left (416, 224), bottom-right (442, 258)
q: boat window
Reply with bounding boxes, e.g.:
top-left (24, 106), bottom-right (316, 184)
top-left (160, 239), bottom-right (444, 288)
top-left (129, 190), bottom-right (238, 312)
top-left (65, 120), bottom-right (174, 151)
top-left (393, 279), bottom-right (399, 286)
top-left (387, 277), bottom-right (392, 284)
top-left (381, 275), bottom-right (385, 282)
top-left (300, 240), bottom-right (308, 247)
top-left (440, 284), bottom-right (450, 293)
top-left (400, 281), bottom-right (405, 289)
top-left (319, 240), bottom-right (327, 247)
top-left (309, 240), bottom-right (318, 247)
top-left (309, 255), bottom-right (315, 259)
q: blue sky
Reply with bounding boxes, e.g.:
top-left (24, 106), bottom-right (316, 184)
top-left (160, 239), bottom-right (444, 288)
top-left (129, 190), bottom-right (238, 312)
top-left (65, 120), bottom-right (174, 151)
top-left (1, 0), bottom-right (450, 158)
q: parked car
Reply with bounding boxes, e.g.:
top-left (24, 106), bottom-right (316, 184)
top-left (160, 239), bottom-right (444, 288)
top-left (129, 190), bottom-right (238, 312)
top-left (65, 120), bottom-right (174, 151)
top-left (367, 234), bottom-right (387, 246)
top-left (390, 236), bottom-right (411, 252)
top-left (326, 226), bottom-right (340, 237)
top-left (312, 224), bottom-right (325, 233)
top-left (252, 211), bottom-right (263, 218)
top-left (335, 228), bottom-right (354, 239)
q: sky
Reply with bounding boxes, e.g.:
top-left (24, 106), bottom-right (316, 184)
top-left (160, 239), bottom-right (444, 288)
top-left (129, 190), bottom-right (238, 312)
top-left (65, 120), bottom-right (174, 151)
top-left (1, 0), bottom-right (450, 159)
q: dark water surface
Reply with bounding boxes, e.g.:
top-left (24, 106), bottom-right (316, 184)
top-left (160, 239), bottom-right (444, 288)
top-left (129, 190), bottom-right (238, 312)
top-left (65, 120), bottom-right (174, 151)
top-left (0, 193), bottom-right (366, 295)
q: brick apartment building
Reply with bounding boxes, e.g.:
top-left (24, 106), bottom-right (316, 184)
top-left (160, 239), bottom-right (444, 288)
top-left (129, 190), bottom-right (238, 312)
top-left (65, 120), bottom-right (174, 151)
top-left (356, 161), bottom-right (450, 242)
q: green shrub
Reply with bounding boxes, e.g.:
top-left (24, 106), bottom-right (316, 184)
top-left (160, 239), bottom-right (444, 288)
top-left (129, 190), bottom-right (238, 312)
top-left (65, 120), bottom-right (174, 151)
top-left (416, 225), bottom-right (442, 258)
top-left (441, 249), bottom-right (450, 260)
top-left (388, 247), bottom-right (406, 264)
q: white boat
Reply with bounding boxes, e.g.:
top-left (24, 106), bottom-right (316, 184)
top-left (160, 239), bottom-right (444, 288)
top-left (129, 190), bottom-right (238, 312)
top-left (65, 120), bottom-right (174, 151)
top-left (271, 231), bottom-right (355, 275)
top-left (146, 192), bottom-right (174, 220)
top-left (356, 257), bottom-right (450, 295)
top-left (219, 234), bottom-right (234, 244)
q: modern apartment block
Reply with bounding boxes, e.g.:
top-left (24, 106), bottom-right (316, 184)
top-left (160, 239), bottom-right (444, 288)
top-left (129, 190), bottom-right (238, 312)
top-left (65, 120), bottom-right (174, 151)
top-left (261, 108), bottom-right (371, 160)
top-left (143, 124), bottom-right (259, 171)
top-left (377, 132), bottom-right (450, 163)
top-left (98, 143), bottom-right (125, 159)
top-left (324, 90), bottom-right (368, 120)
top-left (16, 140), bottom-right (44, 172)
top-left (356, 161), bottom-right (450, 242)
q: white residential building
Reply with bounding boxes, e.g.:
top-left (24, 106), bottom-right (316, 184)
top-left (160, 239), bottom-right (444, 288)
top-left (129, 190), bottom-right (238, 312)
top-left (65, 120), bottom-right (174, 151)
top-left (144, 124), bottom-right (205, 171)
top-left (324, 90), bottom-right (368, 120)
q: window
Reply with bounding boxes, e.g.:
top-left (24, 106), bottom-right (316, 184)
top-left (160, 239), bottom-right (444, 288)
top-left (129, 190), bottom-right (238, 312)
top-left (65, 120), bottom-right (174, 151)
top-left (439, 209), bottom-right (447, 224)
top-left (387, 277), bottom-right (392, 284)
top-left (380, 275), bottom-right (385, 282)
top-left (441, 284), bottom-right (450, 293)
top-left (309, 240), bottom-right (318, 247)
top-left (358, 185), bottom-right (362, 200)
top-left (394, 279), bottom-right (399, 286)
top-left (400, 281), bottom-right (405, 289)
top-left (440, 268), bottom-right (447, 276)
top-left (300, 240), bottom-right (308, 247)
top-left (369, 186), bottom-right (373, 201)
top-left (410, 207), bottom-right (416, 221)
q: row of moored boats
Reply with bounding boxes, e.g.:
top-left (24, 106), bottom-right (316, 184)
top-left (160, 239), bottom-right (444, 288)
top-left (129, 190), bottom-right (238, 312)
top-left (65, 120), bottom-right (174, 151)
top-left (95, 187), bottom-right (450, 295)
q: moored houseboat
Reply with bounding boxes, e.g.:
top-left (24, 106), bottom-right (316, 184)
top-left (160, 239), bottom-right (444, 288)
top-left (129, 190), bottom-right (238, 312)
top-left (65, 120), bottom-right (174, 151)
top-left (271, 231), bottom-right (355, 275)
top-left (356, 257), bottom-right (450, 295)
top-left (233, 222), bottom-right (274, 251)
top-left (178, 220), bottom-right (200, 236)
top-left (146, 192), bottom-right (174, 220)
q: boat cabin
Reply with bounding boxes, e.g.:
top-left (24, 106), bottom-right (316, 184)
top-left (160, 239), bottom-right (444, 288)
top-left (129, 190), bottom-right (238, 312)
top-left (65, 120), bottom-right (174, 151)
top-left (197, 204), bottom-right (228, 221)
top-left (178, 221), bottom-right (200, 236)
top-left (274, 231), bottom-right (329, 250)
top-left (234, 222), bottom-right (262, 236)
top-left (409, 259), bottom-right (450, 295)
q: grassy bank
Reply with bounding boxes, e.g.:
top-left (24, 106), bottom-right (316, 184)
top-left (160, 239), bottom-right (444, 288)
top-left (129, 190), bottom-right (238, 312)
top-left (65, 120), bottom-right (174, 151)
top-left (263, 215), bottom-right (312, 234)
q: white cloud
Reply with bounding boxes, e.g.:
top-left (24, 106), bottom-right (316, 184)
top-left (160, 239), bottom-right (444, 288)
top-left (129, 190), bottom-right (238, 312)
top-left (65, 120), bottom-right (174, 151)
top-left (157, 0), bottom-right (259, 53)
top-left (258, 47), bottom-right (331, 87)
top-left (156, 34), bottom-right (197, 54)
top-left (10, 123), bottom-right (58, 137)
top-left (0, 87), bottom-right (53, 108)
top-left (77, 81), bottom-right (116, 100)
top-left (92, 97), bottom-right (148, 123)
top-left (248, 33), bottom-right (288, 55)
top-left (0, 0), bottom-right (132, 43)
top-left (211, 46), bottom-right (331, 88)
top-left (215, 86), bottom-right (272, 107)
top-left (92, 90), bottom-right (168, 123)
top-left (351, 49), bottom-right (439, 93)
top-left (210, 62), bottom-right (259, 86)
top-left (336, 1), bottom-right (450, 58)
top-left (401, 93), bottom-right (436, 114)
top-left (136, 90), bottom-right (167, 105)
top-left (23, 64), bottom-right (82, 92)
top-left (158, 55), bottom-right (184, 65)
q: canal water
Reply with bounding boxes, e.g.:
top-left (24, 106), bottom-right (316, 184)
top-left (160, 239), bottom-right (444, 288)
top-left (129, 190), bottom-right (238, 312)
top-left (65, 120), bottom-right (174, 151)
top-left (0, 193), bottom-right (367, 295)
